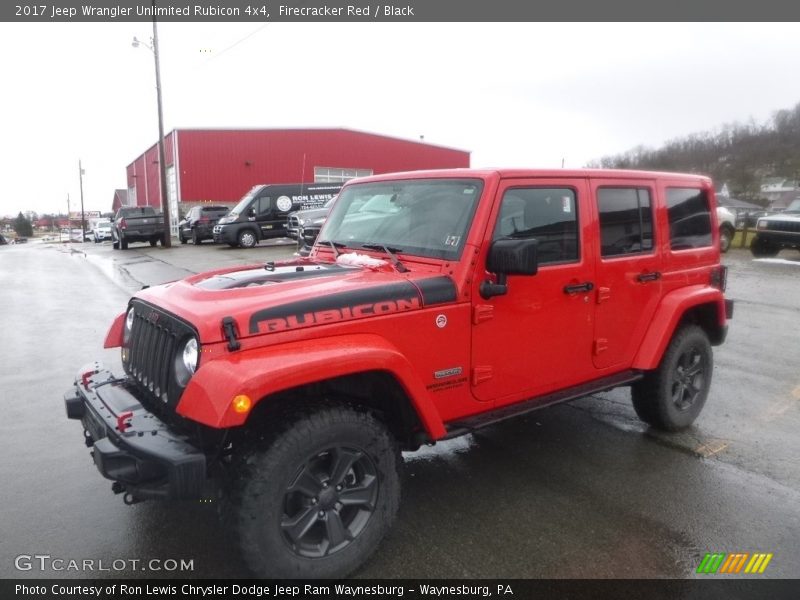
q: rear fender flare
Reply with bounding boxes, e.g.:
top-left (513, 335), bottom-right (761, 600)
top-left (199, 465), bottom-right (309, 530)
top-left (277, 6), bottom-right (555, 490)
top-left (176, 333), bottom-right (446, 437)
top-left (633, 286), bottom-right (726, 370)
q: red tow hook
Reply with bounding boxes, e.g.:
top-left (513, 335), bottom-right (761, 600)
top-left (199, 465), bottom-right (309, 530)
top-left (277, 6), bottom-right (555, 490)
top-left (81, 370), bottom-right (96, 390)
top-left (116, 411), bottom-right (133, 433)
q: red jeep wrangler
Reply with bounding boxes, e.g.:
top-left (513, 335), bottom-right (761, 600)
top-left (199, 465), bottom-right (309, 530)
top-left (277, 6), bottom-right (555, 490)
top-left (65, 169), bottom-right (732, 578)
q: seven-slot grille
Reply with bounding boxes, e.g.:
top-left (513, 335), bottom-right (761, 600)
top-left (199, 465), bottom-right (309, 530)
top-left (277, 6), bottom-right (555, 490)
top-left (764, 220), bottom-right (800, 234)
top-left (125, 300), bottom-right (195, 408)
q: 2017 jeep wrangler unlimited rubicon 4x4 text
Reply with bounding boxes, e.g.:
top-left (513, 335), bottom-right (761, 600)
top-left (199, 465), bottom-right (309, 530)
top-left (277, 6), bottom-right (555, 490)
top-left (65, 169), bottom-right (732, 578)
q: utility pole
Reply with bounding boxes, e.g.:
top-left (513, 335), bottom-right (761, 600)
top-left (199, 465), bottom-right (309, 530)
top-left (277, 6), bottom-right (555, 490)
top-left (79, 160), bottom-right (86, 242)
top-left (152, 3), bottom-right (171, 247)
top-left (132, 2), bottom-right (172, 247)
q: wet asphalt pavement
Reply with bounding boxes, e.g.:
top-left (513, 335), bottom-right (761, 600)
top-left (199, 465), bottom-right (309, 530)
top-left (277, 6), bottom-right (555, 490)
top-left (0, 239), bottom-right (798, 579)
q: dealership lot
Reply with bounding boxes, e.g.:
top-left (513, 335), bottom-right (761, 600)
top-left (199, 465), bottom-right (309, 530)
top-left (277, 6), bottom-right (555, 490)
top-left (0, 240), bottom-right (798, 578)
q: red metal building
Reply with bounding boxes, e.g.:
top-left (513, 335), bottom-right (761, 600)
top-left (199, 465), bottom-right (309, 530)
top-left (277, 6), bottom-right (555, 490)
top-left (124, 128), bottom-right (470, 230)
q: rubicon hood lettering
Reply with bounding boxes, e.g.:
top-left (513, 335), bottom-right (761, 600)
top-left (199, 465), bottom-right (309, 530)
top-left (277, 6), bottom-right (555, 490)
top-left (250, 282), bottom-right (422, 334)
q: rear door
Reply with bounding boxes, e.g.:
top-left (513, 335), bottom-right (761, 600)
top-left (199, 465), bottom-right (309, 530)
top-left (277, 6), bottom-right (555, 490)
top-left (471, 178), bottom-right (597, 405)
top-left (590, 178), bottom-right (662, 370)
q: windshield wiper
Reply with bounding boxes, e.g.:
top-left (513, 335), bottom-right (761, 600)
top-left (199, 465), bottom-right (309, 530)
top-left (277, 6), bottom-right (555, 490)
top-left (318, 239), bottom-right (346, 257)
top-left (361, 244), bottom-right (408, 273)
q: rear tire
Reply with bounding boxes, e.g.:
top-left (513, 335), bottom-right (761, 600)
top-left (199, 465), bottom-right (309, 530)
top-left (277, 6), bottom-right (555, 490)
top-left (719, 225), bottom-right (734, 253)
top-left (149, 238), bottom-right (158, 247)
top-left (631, 325), bottom-right (713, 431)
top-left (180, 232), bottom-right (187, 244)
top-left (228, 405), bottom-right (401, 579)
top-left (120, 236), bottom-right (128, 250)
top-left (192, 229), bottom-right (202, 245)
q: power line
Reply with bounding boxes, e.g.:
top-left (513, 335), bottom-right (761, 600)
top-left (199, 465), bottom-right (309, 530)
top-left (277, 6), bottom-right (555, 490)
top-left (205, 24), bottom-right (269, 63)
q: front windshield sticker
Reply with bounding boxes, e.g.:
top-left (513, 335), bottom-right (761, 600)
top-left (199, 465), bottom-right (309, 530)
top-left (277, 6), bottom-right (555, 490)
top-left (444, 235), bottom-right (461, 247)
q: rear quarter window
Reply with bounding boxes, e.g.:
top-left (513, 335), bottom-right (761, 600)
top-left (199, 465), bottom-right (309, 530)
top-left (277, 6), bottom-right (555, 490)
top-left (666, 187), bottom-right (712, 250)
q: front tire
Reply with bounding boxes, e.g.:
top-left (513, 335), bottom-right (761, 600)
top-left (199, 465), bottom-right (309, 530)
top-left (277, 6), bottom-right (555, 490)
top-left (631, 325), bottom-right (713, 431)
top-left (229, 405), bottom-right (401, 579)
top-left (238, 229), bottom-right (258, 249)
top-left (750, 235), bottom-right (780, 258)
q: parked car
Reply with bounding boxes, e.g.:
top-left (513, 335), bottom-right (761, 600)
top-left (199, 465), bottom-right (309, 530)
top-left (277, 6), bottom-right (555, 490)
top-left (93, 221), bottom-right (113, 243)
top-left (736, 209), bottom-right (770, 229)
top-left (12, 236), bottom-right (29, 244)
top-left (179, 205), bottom-right (230, 245)
top-left (751, 198), bottom-right (800, 257)
top-left (0, 233), bottom-right (9, 245)
top-left (287, 196), bottom-right (338, 240)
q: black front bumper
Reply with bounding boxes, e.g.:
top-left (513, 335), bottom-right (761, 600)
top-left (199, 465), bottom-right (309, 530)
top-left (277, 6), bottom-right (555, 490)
top-left (65, 362), bottom-right (206, 501)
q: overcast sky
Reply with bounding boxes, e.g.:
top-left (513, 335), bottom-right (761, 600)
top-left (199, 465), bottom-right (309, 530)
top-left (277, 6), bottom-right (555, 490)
top-left (2, 22), bottom-right (799, 217)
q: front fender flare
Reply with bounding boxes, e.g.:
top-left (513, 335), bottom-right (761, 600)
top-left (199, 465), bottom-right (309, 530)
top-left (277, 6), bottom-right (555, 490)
top-left (176, 333), bottom-right (446, 438)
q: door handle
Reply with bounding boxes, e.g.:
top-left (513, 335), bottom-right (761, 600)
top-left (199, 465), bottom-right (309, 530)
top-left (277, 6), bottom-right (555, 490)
top-left (637, 271), bottom-right (662, 283)
top-left (563, 282), bottom-right (594, 294)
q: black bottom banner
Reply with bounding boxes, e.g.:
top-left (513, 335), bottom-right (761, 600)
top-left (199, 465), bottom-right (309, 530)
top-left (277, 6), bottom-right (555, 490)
top-left (3, 579), bottom-right (799, 600)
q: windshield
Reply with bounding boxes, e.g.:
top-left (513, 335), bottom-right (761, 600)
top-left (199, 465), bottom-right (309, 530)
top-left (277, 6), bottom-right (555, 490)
top-left (319, 179), bottom-right (483, 260)
top-left (230, 185), bottom-right (263, 214)
top-left (785, 199), bottom-right (800, 213)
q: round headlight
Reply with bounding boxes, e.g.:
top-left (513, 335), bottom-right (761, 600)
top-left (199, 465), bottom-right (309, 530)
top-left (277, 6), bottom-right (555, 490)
top-left (182, 338), bottom-right (199, 374)
top-left (174, 337), bottom-right (200, 387)
top-left (123, 308), bottom-right (135, 344)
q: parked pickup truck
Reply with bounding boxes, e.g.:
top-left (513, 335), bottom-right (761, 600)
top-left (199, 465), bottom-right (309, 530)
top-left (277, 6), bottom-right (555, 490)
top-left (112, 207), bottom-right (166, 250)
top-left (66, 168), bottom-right (732, 579)
top-left (751, 198), bottom-right (800, 257)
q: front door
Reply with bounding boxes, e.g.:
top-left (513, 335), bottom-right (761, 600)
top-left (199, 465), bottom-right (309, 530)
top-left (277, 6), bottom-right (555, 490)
top-left (471, 179), bottom-right (597, 405)
top-left (254, 196), bottom-right (280, 239)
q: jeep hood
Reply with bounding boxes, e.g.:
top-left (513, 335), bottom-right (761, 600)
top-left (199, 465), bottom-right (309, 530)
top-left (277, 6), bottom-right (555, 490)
top-left (135, 258), bottom-right (456, 343)
top-left (761, 213), bottom-right (800, 222)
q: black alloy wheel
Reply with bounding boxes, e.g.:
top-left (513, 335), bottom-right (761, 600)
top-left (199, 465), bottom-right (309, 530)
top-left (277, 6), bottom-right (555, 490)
top-left (281, 446), bottom-right (379, 558)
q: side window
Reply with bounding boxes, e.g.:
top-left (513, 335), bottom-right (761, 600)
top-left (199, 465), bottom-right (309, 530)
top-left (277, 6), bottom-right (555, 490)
top-left (493, 187), bottom-right (578, 265)
top-left (666, 188), bottom-right (712, 250)
top-left (597, 188), bottom-right (653, 257)
top-left (255, 197), bottom-right (272, 217)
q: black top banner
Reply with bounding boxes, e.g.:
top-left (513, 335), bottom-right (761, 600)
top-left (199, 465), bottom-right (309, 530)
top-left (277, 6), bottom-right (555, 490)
top-left (2, 0), bottom-right (800, 22)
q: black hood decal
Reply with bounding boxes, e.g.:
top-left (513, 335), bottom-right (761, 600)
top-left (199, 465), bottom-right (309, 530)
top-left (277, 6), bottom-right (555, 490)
top-left (416, 276), bottom-right (457, 305)
top-left (196, 264), bottom-right (354, 290)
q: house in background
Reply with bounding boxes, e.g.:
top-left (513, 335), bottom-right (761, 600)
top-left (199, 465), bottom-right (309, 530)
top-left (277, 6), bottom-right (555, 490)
top-left (111, 189), bottom-right (128, 213)
top-left (761, 178), bottom-right (799, 211)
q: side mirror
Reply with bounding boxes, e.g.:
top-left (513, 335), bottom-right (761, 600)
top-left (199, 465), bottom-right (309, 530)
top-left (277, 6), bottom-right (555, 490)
top-left (480, 238), bottom-right (538, 299)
